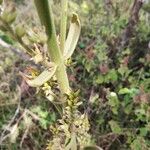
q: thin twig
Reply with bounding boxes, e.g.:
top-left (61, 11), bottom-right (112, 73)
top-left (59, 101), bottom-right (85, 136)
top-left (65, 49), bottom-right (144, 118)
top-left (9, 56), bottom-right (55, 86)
top-left (0, 106), bottom-right (20, 144)
top-left (20, 127), bottom-right (29, 147)
top-left (0, 16), bottom-right (33, 55)
top-left (0, 38), bottom-right (30, 60)
top-left (0, 86), bottom-right (21, 144)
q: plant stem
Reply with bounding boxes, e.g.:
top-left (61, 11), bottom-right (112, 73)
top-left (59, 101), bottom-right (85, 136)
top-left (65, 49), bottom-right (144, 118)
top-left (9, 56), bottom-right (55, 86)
top-left (0, 17), bottom-right (33, 55)
top-left (60, 0), bottom-right (68, 54)
top-left (34, 0), bottom-right (70, 95)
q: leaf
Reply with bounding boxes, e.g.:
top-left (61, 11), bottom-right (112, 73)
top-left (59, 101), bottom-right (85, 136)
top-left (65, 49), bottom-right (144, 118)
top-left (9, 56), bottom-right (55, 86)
top-left (39, 118), bottom-right (48, 129)
top-left (118, 88), bottom-right (130, 95)
top-left (131, 137), bottom-right (144, 150)
top-left (20, 64), bottom-right (57, 87)
top-left (109, 120), bottom-right (122, 134)
top-left (64, 13), bottom-right (81, 60)
top-left (50, 112), bottom-right (56, 122)
top-left (140, 127), bottom-right (148, 136)
top-left (109, 69), bottom-right (118, 82)
top-left (96, 75), bottom-right (104, 84)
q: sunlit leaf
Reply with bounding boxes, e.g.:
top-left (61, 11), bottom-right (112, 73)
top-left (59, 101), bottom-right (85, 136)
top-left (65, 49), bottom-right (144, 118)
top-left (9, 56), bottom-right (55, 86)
top-left (118, 88), bottom-right (130, 95)
top-left (20, 64), bottom-right (57, 87)
top-left (64, 13), bottom-right (81, 60)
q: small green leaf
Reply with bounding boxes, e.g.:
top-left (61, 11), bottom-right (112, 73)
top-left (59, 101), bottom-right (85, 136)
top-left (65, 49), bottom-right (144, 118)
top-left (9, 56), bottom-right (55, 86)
top-left (109, 120), bottom-right (122, 134)
top-left (39, 118), bottom-right (48, 129)
top-left (64, 13), bottom-right (81, 60)
top-left (140, 127), bottom-right (148, 136)
top-left (50, 112), bottom-right (56, 122)
top-left (26, 70), bottom-right (56, 87)
top-left (96, 75), bottom-right (104, 84)
top-left (109, 69), bottom-right (118, 82)
top-left (20, 64), bottom-right (57, 87)
top-left (38, 110), bottom-right (48, 118)
top-left (118, 88), bottom-right (130, 95)
top-left (131, 138), bottom-right (143, 150)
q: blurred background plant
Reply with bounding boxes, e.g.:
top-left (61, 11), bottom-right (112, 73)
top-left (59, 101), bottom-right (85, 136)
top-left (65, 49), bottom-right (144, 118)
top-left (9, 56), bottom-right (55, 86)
top-left (0, 0), bottom-right (150, 149)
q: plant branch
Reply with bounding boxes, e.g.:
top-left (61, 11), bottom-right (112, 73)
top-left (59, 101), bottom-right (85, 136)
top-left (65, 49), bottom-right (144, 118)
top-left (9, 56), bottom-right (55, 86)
top-left (60, 0), bottom-right (68, 54)
top-left (0, 17), bottom-right (33, 55)
top-left (0, 38), bottom-right (30, 60)
top-left (34, 0), bottom-right (70, 95)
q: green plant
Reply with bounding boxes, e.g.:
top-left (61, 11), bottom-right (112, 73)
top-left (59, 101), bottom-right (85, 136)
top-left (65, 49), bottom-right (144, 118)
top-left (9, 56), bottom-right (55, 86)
top-left (0, 0), bottom-right (97, 149)
top-left (0, 0), bottom-right (150, 149)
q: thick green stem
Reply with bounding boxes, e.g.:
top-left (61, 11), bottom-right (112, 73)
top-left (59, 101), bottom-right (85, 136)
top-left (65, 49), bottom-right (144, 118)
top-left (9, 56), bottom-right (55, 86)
top-left (60, 0), bottom-right (68, 54)
top-left (34, 0), bottom-right (70, 94)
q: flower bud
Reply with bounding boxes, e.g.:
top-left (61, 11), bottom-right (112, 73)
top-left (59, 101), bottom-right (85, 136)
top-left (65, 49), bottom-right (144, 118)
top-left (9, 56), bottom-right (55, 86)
top-left (15, 25), bottom-right (26, 37)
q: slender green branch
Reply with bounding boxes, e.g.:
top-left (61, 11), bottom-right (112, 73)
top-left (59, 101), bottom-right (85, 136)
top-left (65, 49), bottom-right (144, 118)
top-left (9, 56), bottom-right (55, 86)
top-left (60, 0), bottom-right (68, 54)
top-left (34, 0), bottom-right (70, 95)
top-left (0, 17), bottom-right (33, 55)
